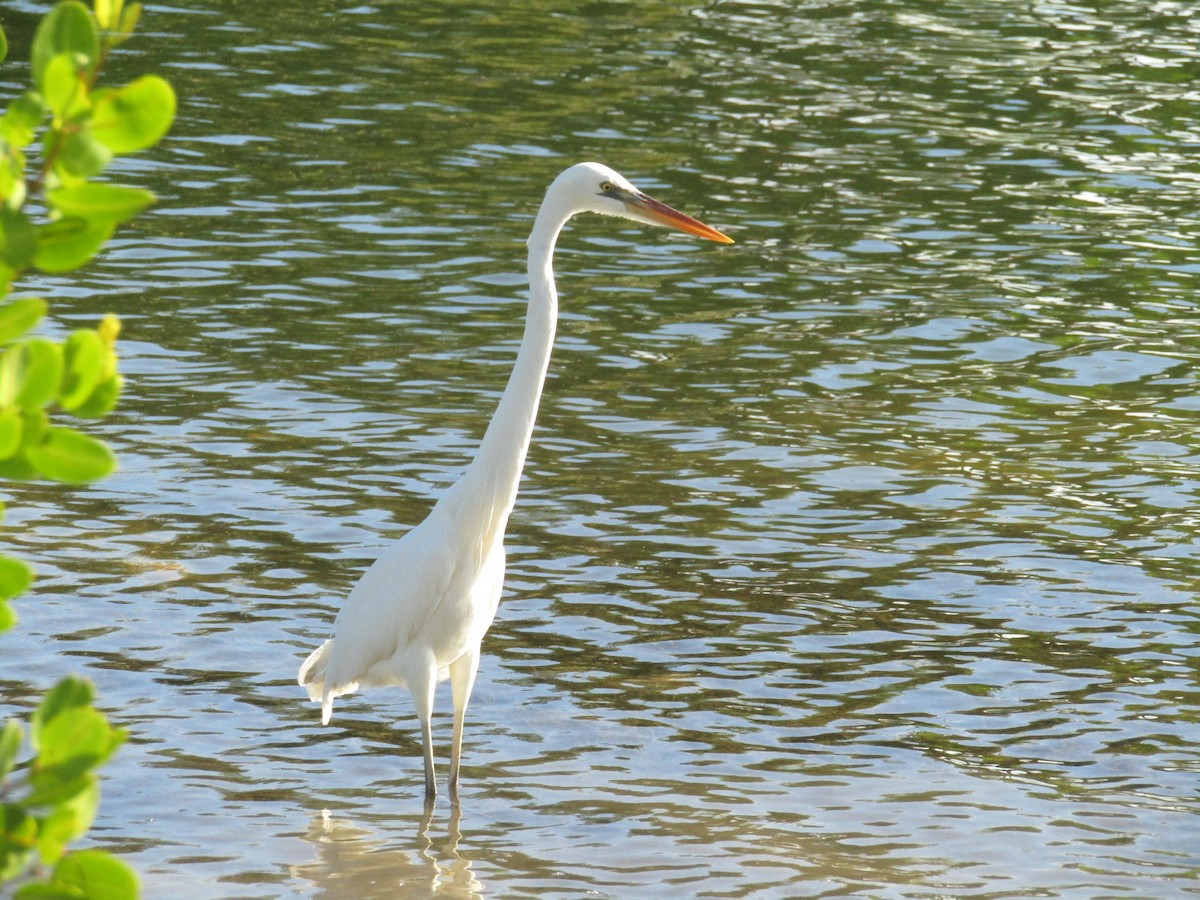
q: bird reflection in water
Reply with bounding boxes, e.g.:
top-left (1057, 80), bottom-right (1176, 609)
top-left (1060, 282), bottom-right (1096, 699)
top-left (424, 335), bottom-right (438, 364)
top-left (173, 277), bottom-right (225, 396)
top-left (293, 804), bottom-right (484, 899)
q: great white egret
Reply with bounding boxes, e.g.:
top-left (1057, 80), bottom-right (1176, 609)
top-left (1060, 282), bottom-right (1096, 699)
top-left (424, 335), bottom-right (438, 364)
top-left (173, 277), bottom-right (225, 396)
top-left (298, 162), bottom-right (732, 801)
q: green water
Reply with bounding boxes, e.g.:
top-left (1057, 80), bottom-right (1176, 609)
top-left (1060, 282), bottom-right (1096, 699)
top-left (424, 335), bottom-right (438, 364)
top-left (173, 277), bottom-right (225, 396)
top-left (2, 0), bottom-right (1198, 896)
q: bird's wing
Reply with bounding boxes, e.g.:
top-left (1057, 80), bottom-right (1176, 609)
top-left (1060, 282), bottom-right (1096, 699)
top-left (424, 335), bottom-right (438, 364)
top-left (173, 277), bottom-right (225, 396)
top-left (323, 517), bottom-right (458, 693)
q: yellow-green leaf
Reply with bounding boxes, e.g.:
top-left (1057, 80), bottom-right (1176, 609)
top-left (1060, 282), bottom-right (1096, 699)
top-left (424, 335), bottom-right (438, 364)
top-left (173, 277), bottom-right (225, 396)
top-left (0, 719), bottom-right (20, 779)
top-left (24, 426), bottom-right (115, 483)
top-left (37, 706), bottom-right (108, 768)
top-left (0, 297), bottom-right (47, 344)
top-left (0, 455), bottom-right (36, 481)
top-left (57, 128), bottom-right (113, 180)
top-left (0, 552), bottom-right (32, 599)
top-left (47, 183), bottom-right (155, 223)
top-left (20, 407), bottom-right (48, 447)
top-left (60, 780), bottom-right (100, 844)
top-left (94, 0), bottom-right (117, 31)
top-left (1, 803), bottom-right (37, 852)
top-left (0, 407), bottom-right (21, 457)
top-left (59, 329), bottom-right (106, 410)
top-left (24, 769), bottom-right (94, 807)
top-left (119, 2), bottom-right (141, 36)
top-left (37, 807), bottom-right (81, 865)
top-left (31, 677), bottom-right (93, 750)
top-left (0, 211), bottom-right (38, 273)
top-left (90, 75), bottom-right (175, 153)
top-left (42, 52), bottom-right (90, 119)
top-left (34, 217), bottom-right (115, 273)
top-left (1, 92), bottom-right (47, 149)
top-left (54, 849), bottom-right (139, 900)
top-left (31, 2), bottom-right (98, 93)
top-left (0, 339), bottom-right (64, 409)
top-left (71, 373), bottom-right (121, 419)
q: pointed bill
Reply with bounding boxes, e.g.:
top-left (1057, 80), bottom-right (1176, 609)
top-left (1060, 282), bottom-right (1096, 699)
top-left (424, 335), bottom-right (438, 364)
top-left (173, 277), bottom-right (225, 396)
top-left (623, 192), bottom-right (734, 244)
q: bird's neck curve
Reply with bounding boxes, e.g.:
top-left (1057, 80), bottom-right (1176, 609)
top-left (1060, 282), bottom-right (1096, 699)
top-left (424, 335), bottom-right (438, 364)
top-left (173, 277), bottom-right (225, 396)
top-left (454, 198), bottom-right (571, 541)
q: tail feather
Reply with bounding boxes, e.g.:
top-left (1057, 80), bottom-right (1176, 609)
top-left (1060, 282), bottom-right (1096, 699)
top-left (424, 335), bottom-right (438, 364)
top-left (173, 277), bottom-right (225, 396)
top-left (298, 639), bottom-right (358, 725)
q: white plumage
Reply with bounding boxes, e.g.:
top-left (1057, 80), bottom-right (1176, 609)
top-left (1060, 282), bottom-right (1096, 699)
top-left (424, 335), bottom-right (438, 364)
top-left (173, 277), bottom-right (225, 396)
top-left (299, 162), bottom-right (732, 801)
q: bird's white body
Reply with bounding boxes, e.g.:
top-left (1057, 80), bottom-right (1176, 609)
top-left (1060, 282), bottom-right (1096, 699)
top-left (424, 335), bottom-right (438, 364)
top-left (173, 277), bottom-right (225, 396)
top-left (300, 502), bottom-right (502, 713)
top-left (299, 162), bottom-right (731, 801)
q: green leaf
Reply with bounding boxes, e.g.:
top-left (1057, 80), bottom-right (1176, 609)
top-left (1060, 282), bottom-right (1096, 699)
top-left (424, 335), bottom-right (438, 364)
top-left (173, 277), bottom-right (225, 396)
top-left (15, 341), bottom-right (62, 407)
top-left (2, 803), bottom-right (38, 844)
top-left (0, 406), bottom-right (23, 457)
top-left (0, 211), bottom-right (38, 273)
top-left (71, 373), bottom-right (122, 419)
top-left (0, 159), bottom-right (25, 222)
top-left (19, 407), bottom-right (48, 448)
top-left (0, 552), bottom-right (33, 599)
top-left (60, 781), bottom-right (99, 842)
top-left (56, 129), bottom-right (113, 181)
top-left (1, 92), bottom-right (47, 149)
top-left (0, 454), bottom-right (36, 481)
top-left (1, 805), bottom-right (38, 881)
top-left (59, 330), bottom-right (105, 410)
top-left (14, 881), bottom-right (85, 899)
top-left (31, 2), bottom-right (99, 93)
top-left (41, 53), bottom-right (90, 120)
top-left (33, 217), bottom-right (114, 273)
top-left (47, 184), bottom-right (155, 224)
top-left (53, 850), bottom-right (138, 900)
top-left (0, 339), bottom-right (64, 409)
top-left (0, 598), bottom-right (15, 631)
top-left (24, 427), bottom-right (115, 483)
top-left (0, 24), bottom-right (8, 66)
top-left (31, 678), bottom-right (94, 753)
top-left (0, 719), bottom-right (20, 780)
top-left (118, 3), bottom-right (141, 37)
top-left (37, 706), bottom-right (109, 769)
top-left (37, 807), bottom-right (81, 865)
top-left (23, 770), bottom-right (93, 807)
top-left (30, 782), bottom-right (101, 859)
top-left (0, 297), bottom-right (47, 344)
top-left (90, 75), bottom-right (175, 153)
top-left (94, 0), bottom-right (118, 32)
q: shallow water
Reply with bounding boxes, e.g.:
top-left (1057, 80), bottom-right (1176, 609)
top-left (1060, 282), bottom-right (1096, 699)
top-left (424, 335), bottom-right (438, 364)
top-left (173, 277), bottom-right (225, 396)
top-left (3, 0), bottom-right (1199, 897)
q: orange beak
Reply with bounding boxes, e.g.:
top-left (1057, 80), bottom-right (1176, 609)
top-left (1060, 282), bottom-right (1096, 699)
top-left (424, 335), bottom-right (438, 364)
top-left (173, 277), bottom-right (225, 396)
top-left (623, 191), bottom-right (734, 244)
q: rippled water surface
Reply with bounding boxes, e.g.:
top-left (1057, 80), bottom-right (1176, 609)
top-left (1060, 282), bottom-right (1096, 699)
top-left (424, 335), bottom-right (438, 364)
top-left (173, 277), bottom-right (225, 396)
top-left (3, 0), bottom-right (1199, 897)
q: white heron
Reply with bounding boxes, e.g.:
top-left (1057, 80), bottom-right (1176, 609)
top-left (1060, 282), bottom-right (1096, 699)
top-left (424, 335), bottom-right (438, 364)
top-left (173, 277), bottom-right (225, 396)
top-left (298, 162), bottom-right (732, 801)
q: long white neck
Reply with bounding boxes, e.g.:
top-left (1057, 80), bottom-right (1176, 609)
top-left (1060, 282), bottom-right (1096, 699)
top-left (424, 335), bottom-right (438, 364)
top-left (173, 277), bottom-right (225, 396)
top-left (453, 198), bottom-right (570, 541)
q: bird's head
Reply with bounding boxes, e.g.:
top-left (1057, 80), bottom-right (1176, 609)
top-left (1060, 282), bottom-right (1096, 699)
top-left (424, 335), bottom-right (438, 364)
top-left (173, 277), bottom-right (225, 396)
top-left (548, 162), bottom-right (733, 244)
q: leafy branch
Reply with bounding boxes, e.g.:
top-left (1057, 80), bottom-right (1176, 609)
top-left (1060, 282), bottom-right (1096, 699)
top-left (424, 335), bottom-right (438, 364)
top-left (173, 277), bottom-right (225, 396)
top-left (0, 2), bottom-right (175, 897)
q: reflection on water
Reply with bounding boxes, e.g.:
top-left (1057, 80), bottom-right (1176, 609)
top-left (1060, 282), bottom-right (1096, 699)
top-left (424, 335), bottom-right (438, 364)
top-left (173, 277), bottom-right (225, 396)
top-left (1, 0), bottom-right (1198, 896)
top-left (295, 807), bottom-right (483, 900)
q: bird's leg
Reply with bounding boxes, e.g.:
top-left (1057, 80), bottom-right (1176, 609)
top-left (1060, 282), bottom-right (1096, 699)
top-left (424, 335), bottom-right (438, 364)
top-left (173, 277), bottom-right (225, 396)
top-left (420, 712), bottom-right (436, 800)
top-left (448, 650), bottom-right (480, 802)
top-left (408, 660), bottom-right (439, 801)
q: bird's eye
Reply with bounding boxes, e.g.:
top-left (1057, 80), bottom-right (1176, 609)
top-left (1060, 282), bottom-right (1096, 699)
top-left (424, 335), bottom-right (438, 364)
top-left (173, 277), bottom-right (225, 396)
top-left (600, 181), bottom-right (614, 193)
